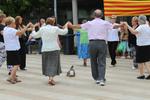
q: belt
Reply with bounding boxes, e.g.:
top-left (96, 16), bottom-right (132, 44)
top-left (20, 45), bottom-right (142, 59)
top-left (89, 39), bottom-right (105, 42)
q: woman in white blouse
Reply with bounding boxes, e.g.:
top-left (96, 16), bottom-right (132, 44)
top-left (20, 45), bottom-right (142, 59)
top-left (124, 15), bottom-right (150, 80)
top-left (29, 17), bottom-right (69, 85)
top-left (3, 16), bottom-right (31, 84)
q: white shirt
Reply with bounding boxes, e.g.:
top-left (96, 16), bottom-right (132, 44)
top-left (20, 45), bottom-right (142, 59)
top-left (107, 23), bottom-right (119, 41)
top-left (3, 27), bottom-right (20, 51)
top-left (31, 25), bottom-right (68, 52)
top-left (136, 24), bottom-right (150, 46)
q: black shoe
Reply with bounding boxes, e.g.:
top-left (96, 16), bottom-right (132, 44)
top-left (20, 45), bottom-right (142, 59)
top-left (137, 75), bottom-right (145, 79)
top-left (20, 68), bottom-right (27, 71)
top-left (104, 78), bottom-right (106, 82)
top-left (83, 62), bottom-right (87, 67)
top-left (145, 75), bottom-right (150, 80)
top-left (111, 60), bottom-right (116, 66)
top-left (8, 72), bottom-right (11, 75)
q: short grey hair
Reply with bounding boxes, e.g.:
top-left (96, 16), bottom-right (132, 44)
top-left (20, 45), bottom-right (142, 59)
top-left (94, 9), bottom-right (103, 18)
top-left (138, 15), bottom-right (147, 25)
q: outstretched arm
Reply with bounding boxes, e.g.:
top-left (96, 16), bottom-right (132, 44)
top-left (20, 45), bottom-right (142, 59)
top-left (123, 22), bottom-right (138, 35)
top-left (67, 22), bottom-right (81, 29)
top-left (16, 22), bottom-right (32, 36)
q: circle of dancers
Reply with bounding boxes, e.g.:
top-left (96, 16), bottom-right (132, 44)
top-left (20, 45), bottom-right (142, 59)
top-left (0, 9), bottom-right (150, 86)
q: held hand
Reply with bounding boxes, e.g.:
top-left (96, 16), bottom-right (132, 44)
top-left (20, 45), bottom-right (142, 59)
top-left (124, 22), bottom-right (128, 26)
top-left (67, 21), bottom-right (73, 29)
top-left (63, 21), bottom-right (69, 28)
top-left (121, 22), bottom-right (128, 26)
top-left (28, 35), bottom-right (33, 41)
top-left (34, 22), bottom-right (40, 27)
top-left (28, 22), bottom-right (33, 27)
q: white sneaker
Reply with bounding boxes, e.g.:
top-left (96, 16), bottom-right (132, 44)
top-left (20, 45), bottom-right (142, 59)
top-left (96, 80), bottom-right (100, 84)
top-left (132, 66), bottom-right (136, 70)
top-left (99, 81), bottom-right (105, 86)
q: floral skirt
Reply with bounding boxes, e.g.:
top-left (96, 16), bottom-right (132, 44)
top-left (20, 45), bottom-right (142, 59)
top-left (77, 44), bottom-right (90, 59)
top-left (0, 42), bottom-right (6, 67)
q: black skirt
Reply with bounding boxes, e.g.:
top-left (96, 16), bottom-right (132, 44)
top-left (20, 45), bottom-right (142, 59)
top-left (136, 45), bottom-right (150, 63)
top-left (6, 50), bottom-right (21, 65)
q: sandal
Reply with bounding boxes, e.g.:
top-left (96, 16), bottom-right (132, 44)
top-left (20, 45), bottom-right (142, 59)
top-left (7, 78), bottom-right (16, 84)
top-left (48, 80), bottom-right (56, 86)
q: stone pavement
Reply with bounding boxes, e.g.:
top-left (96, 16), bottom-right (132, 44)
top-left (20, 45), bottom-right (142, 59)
top-left (0, 54), bottom-right (150, 100)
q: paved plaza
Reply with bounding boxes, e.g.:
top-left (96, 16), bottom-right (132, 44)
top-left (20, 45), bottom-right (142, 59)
top-left (0, 54), bottom-right (150, 100)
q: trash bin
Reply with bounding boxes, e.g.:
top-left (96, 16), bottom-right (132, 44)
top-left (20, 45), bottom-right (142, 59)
top-left (63, 34), bottom-right (75, 55)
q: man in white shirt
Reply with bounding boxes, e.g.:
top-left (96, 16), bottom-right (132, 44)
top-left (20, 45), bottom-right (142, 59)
top-left (107, 15), bottom-right (119, 67)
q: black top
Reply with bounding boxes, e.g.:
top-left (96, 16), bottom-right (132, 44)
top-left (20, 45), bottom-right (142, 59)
top-left (0, 24), bottom-right (5, 42)
top-left (128, 33), bottom-right (136, 47)
top-left (128, 26), bottom-right (138, 47)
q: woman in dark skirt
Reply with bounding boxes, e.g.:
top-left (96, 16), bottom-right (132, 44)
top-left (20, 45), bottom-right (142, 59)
top-left (124, 15), bottom-right (150, 80)
top-left (29, 17), bottom-right (69, 85)
top-left (15, 16), bottom-right (27, 70)
top-left (3, 16), bottom-right (31, 84)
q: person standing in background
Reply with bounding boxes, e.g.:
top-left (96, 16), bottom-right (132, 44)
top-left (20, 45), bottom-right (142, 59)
top-left (75, 19), bottom-right (90, 66)
top-left (119, 23), bottom-right (130, 58)
top-left (37, 18), bottom-right (46, 54)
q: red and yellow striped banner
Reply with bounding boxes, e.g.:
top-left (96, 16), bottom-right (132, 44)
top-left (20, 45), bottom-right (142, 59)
top-left (104, 0), bottom-right (150, 16)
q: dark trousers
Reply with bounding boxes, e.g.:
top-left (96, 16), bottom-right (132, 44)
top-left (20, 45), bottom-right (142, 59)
top-left (37, 38), bottom-right (42, 54)
top-left (108, 41), bottom-right (118, 65)
top-left (19, 38), bottom-right (26, 69)
top-left (89, 40), bottom-right (107, 81)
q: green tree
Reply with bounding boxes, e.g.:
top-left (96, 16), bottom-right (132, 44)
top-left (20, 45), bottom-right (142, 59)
top-left (0, 0), bottom-right (31, 16)
top-left (0, 0), bottom-right (53, 17)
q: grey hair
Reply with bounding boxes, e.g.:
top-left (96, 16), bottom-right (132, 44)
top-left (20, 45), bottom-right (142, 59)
top-left (94, 9), bottom-right (103, 18)
top-left (138, 15), bottom-right (147, 25)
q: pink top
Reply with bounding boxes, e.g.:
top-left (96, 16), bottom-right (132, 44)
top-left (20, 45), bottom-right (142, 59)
top-left (81, 18), bottom-right (112, 40)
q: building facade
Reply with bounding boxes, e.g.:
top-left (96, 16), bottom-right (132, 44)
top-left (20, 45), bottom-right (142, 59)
top-left (56, 0), bottom-right (103, 24)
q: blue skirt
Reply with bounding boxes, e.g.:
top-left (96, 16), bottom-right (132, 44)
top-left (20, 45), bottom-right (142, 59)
top-left (76, 33), bottom-right (90, 59)
top-left (78, 44), bottom-right (90, 59)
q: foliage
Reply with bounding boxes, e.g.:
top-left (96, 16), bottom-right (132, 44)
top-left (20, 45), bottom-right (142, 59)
top-left (0, 0), bottom-right (53, 18)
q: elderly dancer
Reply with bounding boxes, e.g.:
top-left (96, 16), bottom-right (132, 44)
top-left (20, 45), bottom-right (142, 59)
top-left (124, 15), bottom-right (150, 80)
top-left (128, 17), bottom-right (139, 69)
top-left (0, 14), bottom-right (13, 75)
top-left (69, 9), bottom-right (118, 86)
top-left (3, 16), bottom-right (31, 84)
top-left (0, 13), bottom-right (6, 68)
top-left (107, 15), bottom-right (119, 67)
top-left (29, 17), bottom-right (69, 86)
